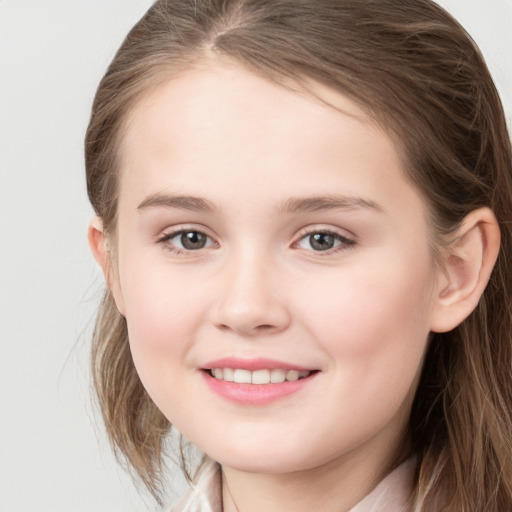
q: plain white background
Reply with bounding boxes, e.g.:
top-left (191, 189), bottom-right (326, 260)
top-left (0, 1), bottom-right (510, 511)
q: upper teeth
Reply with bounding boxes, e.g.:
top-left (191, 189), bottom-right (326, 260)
top-left (210, 368), bottom-right (311, 384)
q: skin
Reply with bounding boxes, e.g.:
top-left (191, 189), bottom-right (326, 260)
top-left (89, 60), bottom-right (500, 512)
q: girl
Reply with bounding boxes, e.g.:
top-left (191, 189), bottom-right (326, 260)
top-left (85, 1), bottom-right (512, 510)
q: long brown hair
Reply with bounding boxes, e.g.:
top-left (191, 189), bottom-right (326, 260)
top-left (85, 1), bottom-right (512, 508)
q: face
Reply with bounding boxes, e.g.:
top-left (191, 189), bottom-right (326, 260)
top-left (108, 61), bottom-right (442, 476)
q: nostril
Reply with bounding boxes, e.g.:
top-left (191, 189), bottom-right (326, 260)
top-left (257, 324), bottom-right (276, 331)
top-left (216, 323), bottom-right (281, 335)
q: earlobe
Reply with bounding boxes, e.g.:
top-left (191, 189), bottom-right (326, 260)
top-left (87, 216), bottom-right (126, 316)
top-left (430, 208), bottom-right (500, 333)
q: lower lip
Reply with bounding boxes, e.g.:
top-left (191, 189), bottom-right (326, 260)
top-left (201, 371), bottom-right (316, 405)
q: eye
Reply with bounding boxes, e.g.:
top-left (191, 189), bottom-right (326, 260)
top-left (296, 230), bottom-right (355, 253)
top-left (157, 229), bottom-right (215, 252)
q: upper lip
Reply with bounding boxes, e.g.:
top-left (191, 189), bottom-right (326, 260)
top-left (202, 357), bottom-right (314, 371)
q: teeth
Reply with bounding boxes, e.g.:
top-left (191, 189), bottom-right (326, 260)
top-left (233, 369), bottom-right (252, 383)
top-left (270, 369), bottom-right (286, 383)
top-left (286, 370), bottom-right (299, 382)
top-left (210, 368), bottom-right (311, 384)
top-left (223, 368), bottom-right (234, 382)
top-left (252, 369), bottom-right (270, 384)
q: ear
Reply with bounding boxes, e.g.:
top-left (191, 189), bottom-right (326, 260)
top-left (430, 208), bottom-right (500, 333)
top-left (87, 216), bottom-right (126, 316)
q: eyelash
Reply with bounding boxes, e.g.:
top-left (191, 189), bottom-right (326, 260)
top-left (293, 228), bottom-right (356, 255)
top-left (156, 228), bottom-right (217, 255)
top-left (156, 227), bottom-right (356, 256)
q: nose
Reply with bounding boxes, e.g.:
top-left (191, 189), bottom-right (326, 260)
top-left (211, 250), bottom-right (291, 337)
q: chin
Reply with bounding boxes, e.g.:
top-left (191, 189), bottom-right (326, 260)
top-left (203, 441), bottom-right (319, 474)
top-left (219, 456), bottom-right (306, 474)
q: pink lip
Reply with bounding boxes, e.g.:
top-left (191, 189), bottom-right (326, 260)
top-left (201, 372), bottom-right (315, 404)
top-left (202, 357), bottom-right (311, 371)
top-left (200, 358), bottom-right (318, 405)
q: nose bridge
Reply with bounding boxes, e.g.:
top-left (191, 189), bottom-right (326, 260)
top-left (213, 244), bottom-right (289, 336)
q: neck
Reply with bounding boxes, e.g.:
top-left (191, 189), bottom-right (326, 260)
top-left (221, 438), bottom-right (411, 512)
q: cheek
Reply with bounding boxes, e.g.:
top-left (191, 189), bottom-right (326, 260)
top-left (117, 259), bottom-right (206, 391)
top-left (296, 250), bottom-right (435, 376)
top-left (288, 258), bottom-right (434, 450)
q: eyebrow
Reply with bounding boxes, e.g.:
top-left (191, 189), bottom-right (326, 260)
top-left (278, 195), bottom-right (383, 214)
top-left (137, 192), bottom-right (383, 214)
top-left (137, 192), bottom-right (219, 212)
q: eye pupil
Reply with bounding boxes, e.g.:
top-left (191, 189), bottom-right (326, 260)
top-left (310, 233), bottom-right (335, 251)
top-left (181, 231), bottom-right (207, 250)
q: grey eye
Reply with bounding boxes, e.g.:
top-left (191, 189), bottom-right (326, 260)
top-left (297, 231), bottom-right (354, 253)
top-left (179, 231), bottom-right (208, 250)
top-left (308, 233), bottom-right (337, 251)
top-left (158, 229), bottom-right (216, 253)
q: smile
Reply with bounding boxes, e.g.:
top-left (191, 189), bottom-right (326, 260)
top-left (209, 368), bottom-right (311, 384)
top-left (201, 359), bottom-right (319, 404)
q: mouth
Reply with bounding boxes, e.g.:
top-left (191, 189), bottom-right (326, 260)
top-left (207, 368), bottom-right (313, 384)
top-left (200, 358), bottom-right (319, 404)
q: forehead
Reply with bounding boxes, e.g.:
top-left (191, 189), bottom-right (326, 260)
top-left (116, 60), bottom-right (426, 226)
top-left (121, 62), bottom-right (372, 146)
